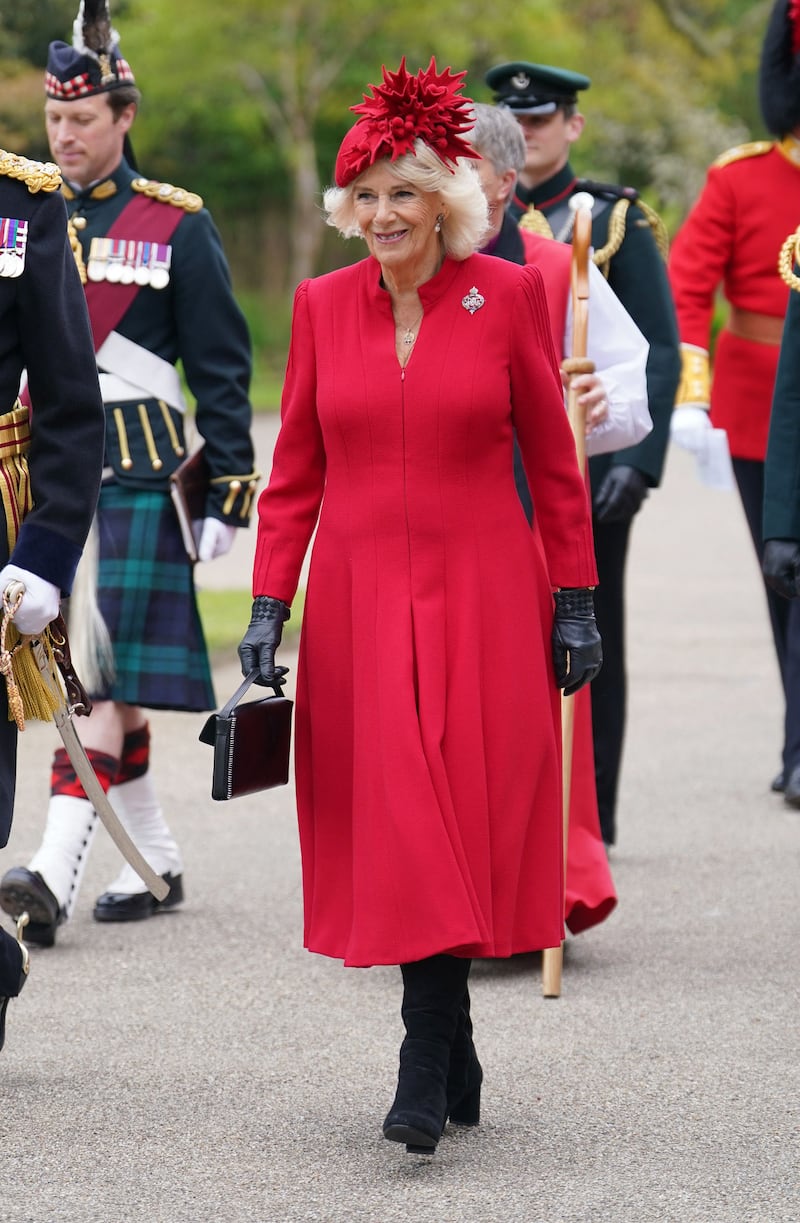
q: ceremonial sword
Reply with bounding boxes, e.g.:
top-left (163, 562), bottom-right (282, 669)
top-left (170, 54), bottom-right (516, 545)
top-left (3, 583), bottom-right (169, 903)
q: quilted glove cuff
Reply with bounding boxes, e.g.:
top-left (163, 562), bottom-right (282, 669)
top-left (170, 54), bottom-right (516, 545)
top-left (553, 587), bottom-right (595, 618)
top-left (251, 596), bottom-right (290, 624)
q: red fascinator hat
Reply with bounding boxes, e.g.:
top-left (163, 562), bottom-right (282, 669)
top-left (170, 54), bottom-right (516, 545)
top-left (334, 56), bottom-right (480, 188)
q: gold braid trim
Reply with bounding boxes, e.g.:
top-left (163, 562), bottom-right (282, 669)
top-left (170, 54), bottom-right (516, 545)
top-left (67, 216), bottom-right (87, 284)
top-left (210, 471), bottom-right (262, 519)
top-left (520, 195), bottom-right (670, 276)
top-left (592, 199), bottom-right (630, 276)
top-left (637, 199), bottom-right (670, 260)
top-left (0, 403), bottom-right (62, 723)
top-left (0, 149), bottom-right (61, 194)
top-left (778, 227), bottom-right (800, 292)
top-left (518, 207), bottom-right (554, 238)
top-left (0, 404), bottom-right (32, 556)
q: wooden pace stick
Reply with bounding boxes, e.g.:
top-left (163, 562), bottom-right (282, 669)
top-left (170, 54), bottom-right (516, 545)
top-left (542, 205), bottom-right (596, 999)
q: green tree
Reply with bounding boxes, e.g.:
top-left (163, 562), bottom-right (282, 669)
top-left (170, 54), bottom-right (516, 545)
top-left (0, 0), bottom-right (776, 295)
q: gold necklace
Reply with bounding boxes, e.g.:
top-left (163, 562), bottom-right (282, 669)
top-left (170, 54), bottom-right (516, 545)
top-left (398, 311), bottom-right (424, 346)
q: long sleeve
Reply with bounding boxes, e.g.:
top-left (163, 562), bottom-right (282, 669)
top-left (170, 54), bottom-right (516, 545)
top-left (251, 282), bottom-right (326, 602)
top-left (171, 209), bottom-right (256, 525)
top-left (11, 189), bottom-right (105, 592)
top-left (601, 202), bottom-right (680, 484)
top-left (511, 266), bottom-right (598, 587)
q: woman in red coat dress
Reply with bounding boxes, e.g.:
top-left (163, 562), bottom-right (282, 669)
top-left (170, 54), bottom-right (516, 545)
top-left (238, 60), bottom-right (601, 1155)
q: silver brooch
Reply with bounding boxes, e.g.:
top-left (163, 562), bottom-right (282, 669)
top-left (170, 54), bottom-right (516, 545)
top-left (462, 286), bottom-right (485, 315)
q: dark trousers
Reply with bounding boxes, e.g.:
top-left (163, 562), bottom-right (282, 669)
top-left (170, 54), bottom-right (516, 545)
top-left (590, 516), bottom-right (632, 845)
top-left (733, 458), bottom-right (800, 772)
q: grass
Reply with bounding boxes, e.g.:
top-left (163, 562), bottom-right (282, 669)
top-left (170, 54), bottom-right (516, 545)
top-left (197, 588), bottom-right (304, 654)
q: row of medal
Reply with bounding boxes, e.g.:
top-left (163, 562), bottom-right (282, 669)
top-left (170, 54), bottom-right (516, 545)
top-left (0, 218), bottom-right (29, 279)
top-left (86, 237), bottom-right (173, 289)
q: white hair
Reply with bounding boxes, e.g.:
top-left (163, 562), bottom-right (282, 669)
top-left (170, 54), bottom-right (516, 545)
top-left (322, 140), bottom-right (489, 261)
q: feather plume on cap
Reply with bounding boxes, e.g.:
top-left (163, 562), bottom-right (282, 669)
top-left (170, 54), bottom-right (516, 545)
top-left (45, 0), bottom-right (135, 99)
top-left (72, 0), bottom-right (120, 59)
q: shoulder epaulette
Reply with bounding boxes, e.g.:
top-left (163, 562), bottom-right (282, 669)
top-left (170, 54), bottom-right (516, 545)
top-left (712, 141), bottom-right (774, 169)
top-left (577, 178), bottom-right (639, 203)
top-left (131, 177), bottom-right (203, 213)
top-left (0, 149), bottom-right (61, 194)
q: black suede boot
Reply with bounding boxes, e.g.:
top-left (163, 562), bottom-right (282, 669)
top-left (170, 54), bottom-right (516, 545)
top-left (446, 985), bottom-right (483, 1126)
top-left (383, 954), bottom-right (471, 1154)
top-left (0, 916), bottom-right (30, 1053)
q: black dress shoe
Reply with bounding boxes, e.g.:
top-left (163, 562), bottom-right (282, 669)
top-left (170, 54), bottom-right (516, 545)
top-left (92, 872), bottom-right (184, 922)
top-left (771, 770), bottom-right (786, 793)
top-left (0, 868), bottom-right (63, 947)
top-left (0, 915), bottom-right (30, 1053)
top-left (783, 766), bottom-right (800, 809)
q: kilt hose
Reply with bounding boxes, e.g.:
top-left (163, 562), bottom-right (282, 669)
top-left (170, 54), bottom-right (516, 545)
top-left (93, 482), bottom-right (215, 712)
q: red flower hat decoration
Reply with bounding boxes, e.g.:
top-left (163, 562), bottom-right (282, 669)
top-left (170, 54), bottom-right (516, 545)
top-left (334, 56), bottom-right (479, 187)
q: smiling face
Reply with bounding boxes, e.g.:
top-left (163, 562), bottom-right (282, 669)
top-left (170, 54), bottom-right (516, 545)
top-left (352, 161), bottom-right (444, 286)
top-left (44, 93), bottom-right (135, 188)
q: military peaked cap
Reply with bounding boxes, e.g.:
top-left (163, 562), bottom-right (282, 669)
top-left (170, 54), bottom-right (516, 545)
top-left (485, 62), bottom-right (590, 114)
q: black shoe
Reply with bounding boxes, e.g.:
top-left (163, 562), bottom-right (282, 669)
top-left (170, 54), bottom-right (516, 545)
top-left (382, 1037), bottom-right (449, 1154)
top-left (446, 989), bottom-right (483, 1127)
top-left (783, 766), bottom-right (800, 809)
top-left (92, 872), bottom-right (184, 923)
top-left (771, 770), bottom-right (786, 793)
top-left (0, 914), bottom-right (30, 1053)
top-left (0, 868), bottom-right (63, 947)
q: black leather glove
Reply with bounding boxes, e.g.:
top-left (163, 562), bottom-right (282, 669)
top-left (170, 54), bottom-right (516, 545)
top-left (238, 596), bottom-right (290, 685)
top-left (593, 465), bottom-right (648, 524)
top-left (552, 587), bottom-right (603, 697)
top-left (763, 539), bottom-right (800, 599)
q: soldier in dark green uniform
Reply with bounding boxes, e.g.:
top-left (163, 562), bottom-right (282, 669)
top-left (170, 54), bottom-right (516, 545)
top-left (486, 61), bottom-right (681, 846)
top-left (763, 229), bottom-right (800, 604)
top-left (0, 144), bottom-right (105, 1046)
top-left (0, 0), bottom-right (257, 945)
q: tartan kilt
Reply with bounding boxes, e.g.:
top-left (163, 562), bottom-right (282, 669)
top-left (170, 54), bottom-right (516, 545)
top-left (93, 482), bottom-right (215, 711)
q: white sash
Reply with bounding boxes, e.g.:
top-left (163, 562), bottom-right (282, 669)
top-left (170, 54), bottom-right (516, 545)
top-left (96, 330), bottom-right (187, 413)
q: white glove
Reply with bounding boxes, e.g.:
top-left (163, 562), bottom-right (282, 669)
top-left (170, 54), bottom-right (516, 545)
top-left (0, 564), bottom-right (60, 635)
top-left (670, 406), bottom-right (713, 455)
top-left (193, 518), bottom-right (237, 563)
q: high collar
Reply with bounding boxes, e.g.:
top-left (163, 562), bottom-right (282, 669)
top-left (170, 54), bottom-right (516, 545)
top-left (368, 254), bottom-right (465, 318)
top-left (514, 161), bottom-right (578, 212)
top-left (777, 134), bottom-right (800, 169)
top-left (61, 157), bottom-right (136, 204)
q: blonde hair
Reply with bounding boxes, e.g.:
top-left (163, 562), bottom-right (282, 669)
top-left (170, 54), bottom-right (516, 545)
top-left (322, 140), bottom-right (489, 260)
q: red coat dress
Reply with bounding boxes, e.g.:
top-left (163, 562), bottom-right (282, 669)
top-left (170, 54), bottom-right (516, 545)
top-left (669, 138), bottom-right (800, 460)
top-left (252, 253), bottom-right (598, 967)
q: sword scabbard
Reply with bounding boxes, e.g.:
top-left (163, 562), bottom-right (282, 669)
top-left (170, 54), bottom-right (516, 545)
top-left (49, 612), bottom-right (92, 716)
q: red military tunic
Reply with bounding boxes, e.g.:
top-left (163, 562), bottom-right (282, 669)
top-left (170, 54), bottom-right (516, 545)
top-left (669, 137), bottom-right (800, 460)
top-left (253, 253), bottom-right (597, 966)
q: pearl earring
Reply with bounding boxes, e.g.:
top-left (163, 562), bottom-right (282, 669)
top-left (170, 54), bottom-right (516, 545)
top-left (435, 213), bottom-right (444, 233)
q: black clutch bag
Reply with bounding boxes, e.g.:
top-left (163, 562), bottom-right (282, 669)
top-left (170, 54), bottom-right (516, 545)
top-left (199, 670), bottom-right (293, 801)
